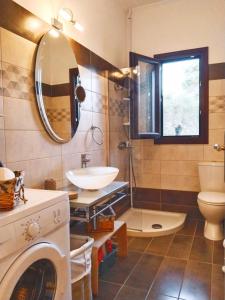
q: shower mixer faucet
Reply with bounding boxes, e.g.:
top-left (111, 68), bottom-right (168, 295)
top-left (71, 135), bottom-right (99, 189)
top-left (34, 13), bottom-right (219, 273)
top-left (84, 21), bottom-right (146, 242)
top-left (118, 141), bottom-right (133, 150)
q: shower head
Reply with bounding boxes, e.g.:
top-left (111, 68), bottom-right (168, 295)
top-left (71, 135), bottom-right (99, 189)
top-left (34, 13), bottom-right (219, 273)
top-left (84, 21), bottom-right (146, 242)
top-left (121, 68), bottom-right (131, 76)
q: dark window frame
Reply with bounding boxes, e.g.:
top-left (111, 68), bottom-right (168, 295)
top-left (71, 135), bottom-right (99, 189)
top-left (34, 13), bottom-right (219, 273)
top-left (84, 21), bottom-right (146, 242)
top-left (154, 47), bottom-right (209, 144)
top-left (129, 47), bottom-right (209, 144)
top-left (129, 52), bottom-right (161, 139)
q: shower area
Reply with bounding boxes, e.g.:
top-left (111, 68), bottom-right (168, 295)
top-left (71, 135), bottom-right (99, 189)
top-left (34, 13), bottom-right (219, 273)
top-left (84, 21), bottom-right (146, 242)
top-left (108, 65), bottom-right (186, 237)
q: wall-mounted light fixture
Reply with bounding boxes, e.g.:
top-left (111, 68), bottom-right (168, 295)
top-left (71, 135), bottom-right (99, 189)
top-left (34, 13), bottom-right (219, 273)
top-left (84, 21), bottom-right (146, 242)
top-left (52, 7), bottom-right (84, 32)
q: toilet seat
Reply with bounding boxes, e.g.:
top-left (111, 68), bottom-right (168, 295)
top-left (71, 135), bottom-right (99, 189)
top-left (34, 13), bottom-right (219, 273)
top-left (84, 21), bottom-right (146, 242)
top-left (198, 192), bottom-right (225, 206)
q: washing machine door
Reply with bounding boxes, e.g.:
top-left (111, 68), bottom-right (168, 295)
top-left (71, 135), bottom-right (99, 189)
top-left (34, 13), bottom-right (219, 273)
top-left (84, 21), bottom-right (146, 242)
top-left (0, 242), bottom-right (68, 300)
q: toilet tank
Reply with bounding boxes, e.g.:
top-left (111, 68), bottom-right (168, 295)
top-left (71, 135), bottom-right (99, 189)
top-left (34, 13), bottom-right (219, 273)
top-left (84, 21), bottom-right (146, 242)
top-left (198, 162), bottom-right (225, 192)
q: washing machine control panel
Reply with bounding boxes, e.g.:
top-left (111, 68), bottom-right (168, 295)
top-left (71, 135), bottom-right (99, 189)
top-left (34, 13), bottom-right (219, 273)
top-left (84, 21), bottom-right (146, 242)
top-left (17, 201), bottom-right (69, 242)
top-left (23, 218), bottom-right (41, 241)
top-left (0, 199), bottom-right (70, 259)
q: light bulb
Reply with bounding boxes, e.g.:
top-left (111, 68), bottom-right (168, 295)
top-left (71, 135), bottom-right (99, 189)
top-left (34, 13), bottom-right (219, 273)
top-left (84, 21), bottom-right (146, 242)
top-left (59, 8), bottom-right (73, 22)
top-left (49, 29), bottom-right (60, 38)
top-left (25, 17), bottom-right (41, 30)
top-left (74, 22), bottom-right (84, 32)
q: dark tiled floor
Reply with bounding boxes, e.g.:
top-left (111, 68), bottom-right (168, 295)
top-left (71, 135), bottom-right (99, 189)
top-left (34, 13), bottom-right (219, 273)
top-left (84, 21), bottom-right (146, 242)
top-left (94, 218), bottom-right (225, 300)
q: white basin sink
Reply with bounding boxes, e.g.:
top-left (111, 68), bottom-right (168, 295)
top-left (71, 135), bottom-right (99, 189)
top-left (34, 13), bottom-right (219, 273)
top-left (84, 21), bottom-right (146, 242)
top-left (66, 167), bottom-right (119, 190)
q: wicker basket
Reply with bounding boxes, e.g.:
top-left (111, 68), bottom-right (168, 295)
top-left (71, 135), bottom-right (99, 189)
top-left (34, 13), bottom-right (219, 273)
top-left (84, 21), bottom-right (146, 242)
top-left (0, 171), bottom-right (27, 211)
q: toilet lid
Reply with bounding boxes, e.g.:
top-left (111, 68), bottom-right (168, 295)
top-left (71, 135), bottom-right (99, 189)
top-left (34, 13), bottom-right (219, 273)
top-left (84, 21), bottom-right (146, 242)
top-left (198, 192), bottom-right (225, 205)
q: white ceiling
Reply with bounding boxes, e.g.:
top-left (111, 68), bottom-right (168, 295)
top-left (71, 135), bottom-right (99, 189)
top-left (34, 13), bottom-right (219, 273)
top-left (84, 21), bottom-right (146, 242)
top-left (116, 0), bottom-right (165, 10)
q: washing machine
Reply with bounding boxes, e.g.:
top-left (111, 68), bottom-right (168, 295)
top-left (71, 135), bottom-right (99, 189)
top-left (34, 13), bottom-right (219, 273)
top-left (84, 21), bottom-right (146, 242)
top-left (0, 188), bottom-right (72, 300)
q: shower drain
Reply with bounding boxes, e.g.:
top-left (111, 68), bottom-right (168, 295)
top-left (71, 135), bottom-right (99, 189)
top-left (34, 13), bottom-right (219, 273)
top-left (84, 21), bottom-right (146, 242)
top-left (152, 224), bottom-right (162, 229)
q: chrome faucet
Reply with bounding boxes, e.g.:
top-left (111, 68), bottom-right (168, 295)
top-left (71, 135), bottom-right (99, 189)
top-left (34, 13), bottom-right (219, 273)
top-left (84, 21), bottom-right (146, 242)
top-left (81, 154), bottom-right (90, 168)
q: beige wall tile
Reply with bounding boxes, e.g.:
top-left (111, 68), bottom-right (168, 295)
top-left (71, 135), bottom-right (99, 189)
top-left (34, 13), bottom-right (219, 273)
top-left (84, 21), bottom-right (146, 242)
top-left (209, 80), bottom-right (225, 96)
top-left (161, 174), bottom-right (200, 191)
top-left (161, 161), bottom-right (198, 176)
top-left (62, 131), bottom-right (92, 155)
top-left (142, 160), bottom-right (161, 174)
top-left (80, 90), bottom-right (92, 112)
top-left (131, 139), bottom-right (144, 147)
top-left (132, 144), bottom-right (143, 161)
top-left (79, 65), bottom-right (91, 91)
top-left (62, 153), bottom-right (82, 177)
top-left (0, 130), bottom-right (5, 162)
top-left (209, 112), bottom-right (225, 129)
top-left (29, 156), bottom-right (62, 188)
top-left (109, 151), bottom-right (120, 168)
top-left (91, 71), bottom-right (107, 96)
top-left (5, 130), bottom-right (61, 162)
top-left (160, 145), bottom-right (204, 161)
top-left (203, 145), bottom-right (224, 162)
top-left (4, 97), bottom-right (42, 130)
top-left (0, 64), bottom-right (2, 97)
top-left (89, 149), bottom-right (107, 166)
top-left (1, 28), bottom-right (36, 70)
top-left (93, 112), bottom-right (106, 131)
top-left (0, 96), bottom-right (4, 115)
top-left (92, 92), bottom-right (107, 114)
top-left (142, 139), bottom-right (154, 147)
top-left (137, 173), bottom-right (161, 189)
top-left (7, 156), bottom-right (62, 188)
top-left (77, 110), bottom-right (92, 132)
top-left (0, 96), bottom-right (4, 129)
top-left (92, 140), bottom-right (105, 152)
top-left (0, 117), bottom-right (4, 130)
top-left (143, 145), bottom-right (161, 160)
top-left (208, 129), bottom-right (225, 145)
top-left (109, 115), bottom-right (123, 132)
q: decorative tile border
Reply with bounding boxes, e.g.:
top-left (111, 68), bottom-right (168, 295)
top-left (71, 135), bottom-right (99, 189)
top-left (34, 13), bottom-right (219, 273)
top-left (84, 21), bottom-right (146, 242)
top-left (209, 95), bottom-right (225, 113)
top-left (46, 108), bottom-right (71, 122)
top-left (109, 98), bottom-right (127, 117)
top-left (2, 62), bottom-right (34, 100)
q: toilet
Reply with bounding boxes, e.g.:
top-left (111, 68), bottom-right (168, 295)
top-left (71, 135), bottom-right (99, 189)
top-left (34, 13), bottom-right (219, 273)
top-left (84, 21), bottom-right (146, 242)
top-left (198, 162), bottom-right (225, 241)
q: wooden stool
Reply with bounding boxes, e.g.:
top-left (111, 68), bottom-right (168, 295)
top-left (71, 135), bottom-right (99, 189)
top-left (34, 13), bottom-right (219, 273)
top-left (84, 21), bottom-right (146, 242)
top-left (89, 220), bottom-right (128, 296)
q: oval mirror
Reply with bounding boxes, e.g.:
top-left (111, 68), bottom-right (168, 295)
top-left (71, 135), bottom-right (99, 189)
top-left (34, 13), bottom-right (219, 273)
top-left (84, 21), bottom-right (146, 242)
top-left (35, 29), bottom-right (85, 143)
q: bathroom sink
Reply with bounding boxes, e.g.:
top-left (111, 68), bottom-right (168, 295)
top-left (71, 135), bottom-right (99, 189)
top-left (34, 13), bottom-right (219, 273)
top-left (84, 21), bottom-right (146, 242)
top-left (66, 167), bottom-right (119, 190)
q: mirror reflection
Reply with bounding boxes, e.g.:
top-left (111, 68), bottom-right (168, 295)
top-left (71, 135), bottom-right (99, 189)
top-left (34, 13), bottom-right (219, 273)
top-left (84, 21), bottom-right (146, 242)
top-left (35, 29), bottom-right (82, 143)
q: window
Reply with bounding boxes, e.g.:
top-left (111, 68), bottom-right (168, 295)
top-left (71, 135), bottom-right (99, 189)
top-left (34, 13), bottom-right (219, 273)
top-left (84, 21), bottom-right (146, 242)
top-left (130, 48), bottom-right (209, 144)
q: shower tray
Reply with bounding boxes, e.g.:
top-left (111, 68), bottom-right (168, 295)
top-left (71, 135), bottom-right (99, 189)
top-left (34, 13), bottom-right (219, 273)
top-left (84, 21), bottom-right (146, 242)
top-left (119, 208), bottom-right (186, 237)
